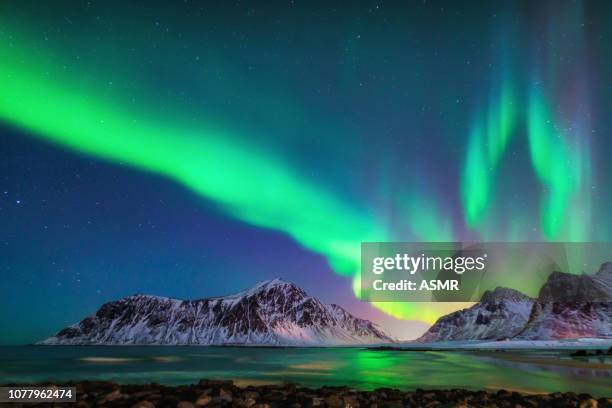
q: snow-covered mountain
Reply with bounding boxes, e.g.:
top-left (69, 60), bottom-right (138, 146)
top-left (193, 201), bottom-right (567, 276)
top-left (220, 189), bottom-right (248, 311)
top-left (516, 263), bottom-right (612, 339)
top-left (419, 263), bottom-right (612, 342)
top-left (39, 278), bottom-right (394, 346)
top-left (418, 287), bottom-right (534, 342)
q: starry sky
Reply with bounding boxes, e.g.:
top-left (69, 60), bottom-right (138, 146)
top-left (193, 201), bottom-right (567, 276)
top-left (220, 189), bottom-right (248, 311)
top-left (2, 0), bottom-right (612, 344)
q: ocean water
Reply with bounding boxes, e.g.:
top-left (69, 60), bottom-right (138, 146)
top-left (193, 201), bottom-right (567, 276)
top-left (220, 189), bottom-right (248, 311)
top-left (0, 346), bottom-right (610, 397)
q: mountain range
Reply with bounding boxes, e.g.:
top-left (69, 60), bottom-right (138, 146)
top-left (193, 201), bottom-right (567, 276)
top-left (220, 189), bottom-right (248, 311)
top-left (39, 278), bottom-right (394, 346)
top-left (40, 263), bottom-right (611, 346)
top-left (419, 262), bottom-right (612, 342)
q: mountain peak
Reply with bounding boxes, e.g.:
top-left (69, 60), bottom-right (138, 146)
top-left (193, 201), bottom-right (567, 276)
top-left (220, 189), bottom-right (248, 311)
top-left (254, 277), bottom-right (295, 289)
top-left (418, 286), bottom-right (535, 342)
top-left (419, 263), bottom-right (612, 343)
top-left (538, 269), bottom-right (611, 302)
top-left (224, 277), bottom-right (308, 301)
top-left (480, 287), bottom-right (532, 303)
top-left (40, 279), bottom-right (394, 346)
top-left (125, 293), bottom-right (172, 301)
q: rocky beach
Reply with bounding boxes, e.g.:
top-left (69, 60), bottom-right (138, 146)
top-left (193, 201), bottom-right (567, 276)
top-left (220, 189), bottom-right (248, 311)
top-left (2, 380), bottom-right (610, 408)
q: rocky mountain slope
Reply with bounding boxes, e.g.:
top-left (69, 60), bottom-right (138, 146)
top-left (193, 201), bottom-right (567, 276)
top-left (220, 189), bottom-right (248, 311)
top-left (39, 278), bottom-right (394, 346)
top-left (418, 287), bottom-right (534, 342)
top-left (419, 263), bottom-right (612, 342)
top-left (516, 262), bottom-right (612, 339)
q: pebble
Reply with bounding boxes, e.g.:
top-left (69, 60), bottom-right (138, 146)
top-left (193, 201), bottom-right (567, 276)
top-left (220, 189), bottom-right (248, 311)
top-left (4, 380), bottom-right (606, 408)
top-left (195, 394), bottom-right (212, 406)
top-left (131, 401), bottom-right (155, 408)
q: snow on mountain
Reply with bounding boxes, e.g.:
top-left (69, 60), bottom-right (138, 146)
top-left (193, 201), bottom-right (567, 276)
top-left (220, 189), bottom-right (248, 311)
top-left (417, 287), bottom-right (534, 342)
top-left (419, 263), bottom-right (612, 343)
top-left (516, 263), bottom-right (612, 340)
top-left (39, 278), bottom-right (394, 346)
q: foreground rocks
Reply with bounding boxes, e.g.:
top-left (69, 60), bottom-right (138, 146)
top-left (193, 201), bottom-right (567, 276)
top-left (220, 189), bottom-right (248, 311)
top-left (2, 380), bottom-right (611, 408)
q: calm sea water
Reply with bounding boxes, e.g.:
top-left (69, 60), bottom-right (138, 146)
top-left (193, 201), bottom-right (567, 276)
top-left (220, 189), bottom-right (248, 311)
top-left (0, 346), bottom-right (610, 397)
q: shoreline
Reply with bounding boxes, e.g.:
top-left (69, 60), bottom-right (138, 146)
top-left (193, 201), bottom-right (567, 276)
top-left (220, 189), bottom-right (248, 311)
top-left (3, 380), bottom-right (609, 408)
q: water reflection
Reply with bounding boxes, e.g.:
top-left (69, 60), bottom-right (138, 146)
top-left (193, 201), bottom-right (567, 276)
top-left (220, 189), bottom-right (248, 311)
top-left (0, 346), bottom-right (610, 397)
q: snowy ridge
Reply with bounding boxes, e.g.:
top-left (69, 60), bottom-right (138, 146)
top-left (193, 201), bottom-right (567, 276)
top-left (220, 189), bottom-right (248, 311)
top-left (419, 263), bottom-right (612, 342)
top-left (418, 287), bottom-right (534, 342)
top-left (39, 278), bottom-right (394, 346)
top-left (516, 263), bottom-right (612, 340)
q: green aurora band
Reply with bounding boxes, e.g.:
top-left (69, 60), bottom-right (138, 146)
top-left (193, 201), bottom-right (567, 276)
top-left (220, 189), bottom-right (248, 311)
top-left (460, 2), bottom-right (593, 241)
top-left (461, 80), bottom-right (592, 241)
top-left (527, 86), bottom-right (592, 241)
top-left (3, 29), bottom-right (472, 323)
top-left (461, 77), bottom-right (516, 229)
top-left (0, 34), bottom-right (386, 276)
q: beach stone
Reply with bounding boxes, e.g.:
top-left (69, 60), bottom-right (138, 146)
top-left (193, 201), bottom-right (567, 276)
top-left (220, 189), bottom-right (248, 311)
top-left (265, 390), bottom-right (285, 401)
top-left (324, 394), bottom-right (343, 407)
top-left (301, 396), bottom-right (323, 407)
top-left (16, 380), bottom-right (608, 408)
top-left (131, 401), bottom-right (155, 408)
top-left (101, 389), bottom-right (123, 403)
top-left (132, 391), bottom-right (153, 399)
top-left (195, 395), bottom-right (211, 406)
top-left (244, 391), bottom-right (260, 399)
top-left (579, 399), bottom-right (598, 408)
top-left (343, 395), bottom-right (360, 408)
top-left (219, 388), bottom-right (233, 402)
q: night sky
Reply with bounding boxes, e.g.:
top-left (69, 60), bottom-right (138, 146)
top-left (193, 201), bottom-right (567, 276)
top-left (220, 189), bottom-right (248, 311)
top-left (2, 0), bottom-right (612, 344)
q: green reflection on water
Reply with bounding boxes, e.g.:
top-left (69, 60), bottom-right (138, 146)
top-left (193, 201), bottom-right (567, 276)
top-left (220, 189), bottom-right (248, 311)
top-left (0, 347), bottom-right (610, 397)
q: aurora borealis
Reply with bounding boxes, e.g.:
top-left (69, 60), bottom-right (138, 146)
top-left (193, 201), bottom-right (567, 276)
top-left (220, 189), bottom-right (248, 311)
top-left (1, 1), bottom-right (611, 344)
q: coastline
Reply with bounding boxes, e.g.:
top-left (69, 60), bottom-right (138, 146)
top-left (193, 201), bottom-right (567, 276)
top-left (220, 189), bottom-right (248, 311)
top-left (2, 379), bottom-right (609, 408)
top-left (2, 345), bottom-right (611, 398)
